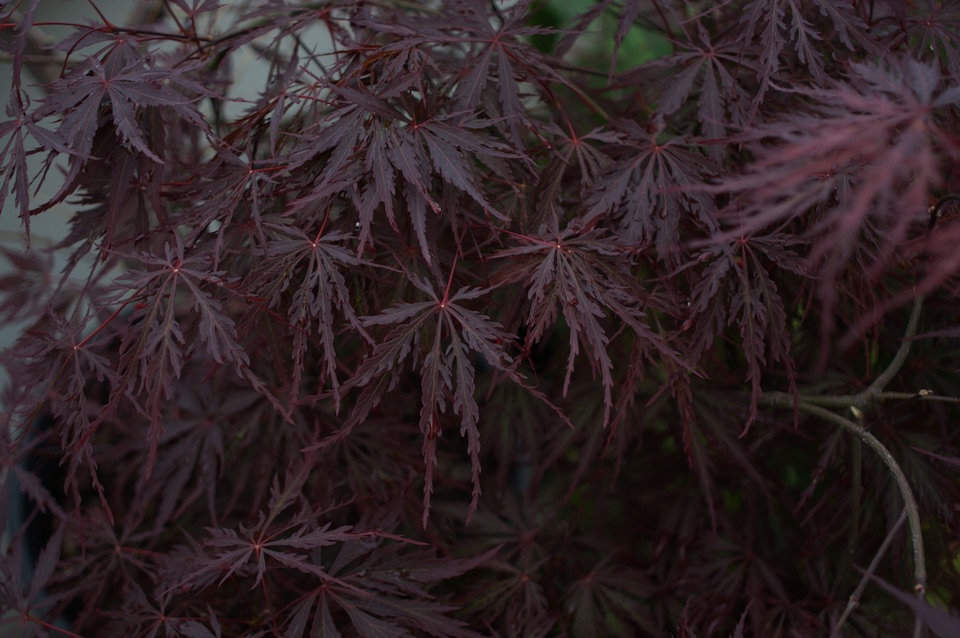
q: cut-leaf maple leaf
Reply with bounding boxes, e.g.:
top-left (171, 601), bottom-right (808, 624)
top-left (582, 120), bottom-right (719, 255)
top-left (287, 81), bottom-right (520, 265)
top-left (342, 272), bottom-right (523, 526)
top-left (106, 239), bottom-right (283, 480)
top-left (689, 230), bottom-right (805, 433)
top-left (496, 225), bottom-right (683, 426)
top-left (251, 224), bottom-right (370, 408)
top-left (709, 57), bottom-right (960, 317)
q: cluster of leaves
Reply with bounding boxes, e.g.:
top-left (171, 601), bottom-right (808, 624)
top-left (1, 0), bottom-right (960, 635)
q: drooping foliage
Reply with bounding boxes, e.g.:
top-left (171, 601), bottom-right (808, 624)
top-left (1, 0), bottom-right (959, 636)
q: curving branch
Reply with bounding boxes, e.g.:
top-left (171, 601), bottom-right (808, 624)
top-left (867, 294), bottom-right (924, 399)
top-left (760, 392), bottom-right (927, 636)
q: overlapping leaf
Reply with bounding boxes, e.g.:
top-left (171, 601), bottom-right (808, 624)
top-left (344, 273), bottom-right (522, 525)
top-left (709, 57), bottom-right (960, 306)
top-left (288, 83), bottom-right (520, 265)
top-left (108, 240), bottom-right (281, 478)
top-left (251, 225), bottom-right (369, 407)
top-left (496, 225), bottom-right (683, 425)
top-left (689, 231), bottom-right (805, 432)
top-left (582, 121), bottom-right (718, 254)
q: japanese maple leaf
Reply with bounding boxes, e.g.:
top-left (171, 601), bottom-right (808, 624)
top-left (106, 238), bottom-right (282, 479)
top-left (495, 225), bottom-right (683, 426)
top-left (566, 559), bottom-right (659, 636)
top-left (173, 469), bottom-right (390, 594)
top-left (0, 92), bottom-right (73, 241)
top-left (443, 0), bottom-right (562, 146)
top-left (287, 83), bottom-right (518, 265)
top-left (736, 0), bottom-right (873, 109)
top-left (4, 311), bottom-right (117, 519)
top-left (0, 526), bottom-right (65, 637)
top-left (251, 224), bottom-right (370, 409)
top-left (104, 583), bottom-right (184, 638)
top-left (30, 49), bottom-right (210, 222)
top-left (181, 146), bottom-right (287, 261)
top-left (42, 56), bottom-right (199, 163)
top-left (528, 123), bottom-right (616, 228)
top-left (623, 23), bottom-right (753, 160)
top-left (710, 57), bottom-right (960, 318)
top-left (342, 271), bottom-right (523, 526)
top-left (582, 120), bottom-right (718, 256)
top-left (127, 381), bottom-right (259, 530)
top-left (283, 545), bottom-right (495, 638)
top-left (187, 517), bottom-right (362, 589)
top-left (689, 230), bottom-right (806, 433)
top-left (903, 2), bottom-right (960, 78)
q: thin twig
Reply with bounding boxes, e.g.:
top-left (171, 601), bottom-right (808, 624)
top-left (803, 390), bottom-right (960, 407)
top-left (867, 294), bottom-right (924, 397)
top-left (831, 510), bottom-right (908, 637)
top-left (849, 423), bottom-right (862, 570)
top-left (789, 292), bottom-right (925, 413)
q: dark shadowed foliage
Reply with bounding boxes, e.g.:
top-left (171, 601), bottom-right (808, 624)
top-left (1, 0), bottom-right (959, 636)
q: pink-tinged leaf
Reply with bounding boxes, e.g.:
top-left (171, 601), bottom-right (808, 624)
top-left (706, 57), bottom-right (954, 327)
top-left (933, 85), bottom-right (960, 108)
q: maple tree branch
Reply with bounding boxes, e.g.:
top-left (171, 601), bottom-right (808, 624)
top-left (760, 393), bottom-right (927, 600)
top-left (849, 423), bottom-right (862, 575)
top-left (867, 293), bottom-right (923, 398)
top-left (0, 2), bottom-right (162, 88)
top-left (803, 389), bottom-right (960, 407)
top-left (796, 293), bottom-right (925, 411)
top-left (873, 391), bottom-right (960, 404)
